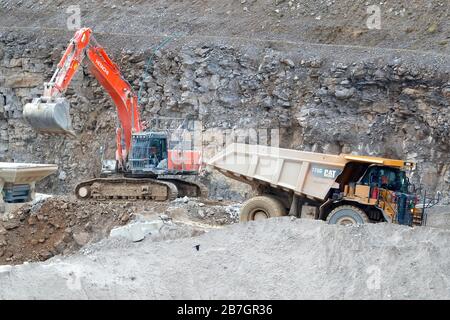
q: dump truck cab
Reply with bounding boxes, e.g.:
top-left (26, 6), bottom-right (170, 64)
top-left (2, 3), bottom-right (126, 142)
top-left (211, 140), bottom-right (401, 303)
top-left (334, 160), bottom-right (420, 225)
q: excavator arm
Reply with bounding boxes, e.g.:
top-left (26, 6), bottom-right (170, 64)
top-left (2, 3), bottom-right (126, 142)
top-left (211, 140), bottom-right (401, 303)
top-left (23, 28), bottom-right (142, 168)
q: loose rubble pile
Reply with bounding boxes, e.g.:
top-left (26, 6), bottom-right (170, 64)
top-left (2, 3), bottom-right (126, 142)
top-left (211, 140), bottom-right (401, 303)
top-left (0, 197), bottom-right (133, 264)
top-left (0, 218), bottom-right (448, 299)
top-left (0, 196), bottom-right (239, 265)
top-left (167, 197), bottom-right (240, 225)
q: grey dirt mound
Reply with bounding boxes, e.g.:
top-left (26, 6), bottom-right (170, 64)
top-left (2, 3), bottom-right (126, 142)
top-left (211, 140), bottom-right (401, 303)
top-left (0, 218), bottom-right (448, 299)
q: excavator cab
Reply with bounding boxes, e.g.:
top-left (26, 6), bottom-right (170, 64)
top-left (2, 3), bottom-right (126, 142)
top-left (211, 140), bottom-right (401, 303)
top-left (129, 132), bottom-right (169, 176)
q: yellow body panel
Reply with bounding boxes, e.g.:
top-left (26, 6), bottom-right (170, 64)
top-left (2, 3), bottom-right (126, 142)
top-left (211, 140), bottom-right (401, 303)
top-left (343, 155), bottom-right (413, 168)
top-left (354, 185), bottom-right (370, 200)
top-left (343, 185), bottom-right (398, 220)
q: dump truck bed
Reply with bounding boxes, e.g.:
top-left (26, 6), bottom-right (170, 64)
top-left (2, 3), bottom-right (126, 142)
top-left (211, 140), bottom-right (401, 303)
top-left (0, 162), bottom-right (58, 184)
top-left (208, 143), bottom-right (349, 200)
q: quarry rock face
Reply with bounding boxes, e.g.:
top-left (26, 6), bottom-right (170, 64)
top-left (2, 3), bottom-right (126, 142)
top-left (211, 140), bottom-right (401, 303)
top-left (0, 32), bottom-right (449, 201)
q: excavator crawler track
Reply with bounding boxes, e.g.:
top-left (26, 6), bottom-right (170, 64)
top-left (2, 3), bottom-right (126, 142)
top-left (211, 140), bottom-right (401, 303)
top-left (75, 178), bottom-right (179, 201)
top-left (75, 177), bottom-right (208, 202)
top-left (160, 178), bottom-right (209, 199)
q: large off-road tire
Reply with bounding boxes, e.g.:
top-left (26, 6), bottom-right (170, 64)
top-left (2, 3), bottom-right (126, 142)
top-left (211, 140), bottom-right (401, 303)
top-left (240, 196), bottom-right (286, 222)
top-left (326, 205), bottom-right (369, 226)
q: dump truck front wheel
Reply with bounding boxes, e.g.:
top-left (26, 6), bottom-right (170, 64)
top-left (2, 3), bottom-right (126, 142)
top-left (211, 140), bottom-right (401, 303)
top-left (326, 205), bottom-right (369, 225)
top-left (240, 196), bottom-right (286, 222)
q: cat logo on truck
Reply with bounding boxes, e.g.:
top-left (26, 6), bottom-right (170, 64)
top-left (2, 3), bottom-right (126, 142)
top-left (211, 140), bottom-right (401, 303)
top-left (311, 166), bottom-right (342, 179)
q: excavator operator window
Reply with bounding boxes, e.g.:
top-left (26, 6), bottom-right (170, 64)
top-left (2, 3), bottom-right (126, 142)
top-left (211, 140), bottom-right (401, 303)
top-left (149, 146), bottom-right (159, 166)
top-left (147, 138), bottom-right (168, 167)
top-left (130, 133), bottom-right (168, 173)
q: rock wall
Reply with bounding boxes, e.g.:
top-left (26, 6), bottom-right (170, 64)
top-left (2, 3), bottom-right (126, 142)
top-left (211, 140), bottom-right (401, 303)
top-left (0, 30), bottom-right (449, 201)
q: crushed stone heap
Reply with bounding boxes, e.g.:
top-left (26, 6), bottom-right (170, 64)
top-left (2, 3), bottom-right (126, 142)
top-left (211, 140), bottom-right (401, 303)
top-left (0, 218), bottom-right (448, 299)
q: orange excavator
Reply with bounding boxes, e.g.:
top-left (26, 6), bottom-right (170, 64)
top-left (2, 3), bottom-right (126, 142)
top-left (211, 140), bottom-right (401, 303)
top-left (23, 27), bottom-right (205, 201)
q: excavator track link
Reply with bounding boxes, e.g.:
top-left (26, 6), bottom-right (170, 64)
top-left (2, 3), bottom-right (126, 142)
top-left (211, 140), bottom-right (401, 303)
top-left (75, 178), bottom-right (179, 201)
top-left (160, 178), bottom-right (209, 199)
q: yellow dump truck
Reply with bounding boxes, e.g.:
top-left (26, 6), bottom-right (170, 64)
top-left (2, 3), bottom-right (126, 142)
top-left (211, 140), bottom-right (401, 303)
top-left (208, 143), bottom-right (423, 226)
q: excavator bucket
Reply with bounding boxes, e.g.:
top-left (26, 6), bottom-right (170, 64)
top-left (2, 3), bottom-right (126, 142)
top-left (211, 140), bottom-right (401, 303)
top-left (23, 98), bottom-right (75, 137)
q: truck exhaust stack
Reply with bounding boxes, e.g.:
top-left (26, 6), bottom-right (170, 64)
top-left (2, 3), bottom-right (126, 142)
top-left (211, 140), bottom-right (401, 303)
top-left (23, 97), bottom-right (75, 137)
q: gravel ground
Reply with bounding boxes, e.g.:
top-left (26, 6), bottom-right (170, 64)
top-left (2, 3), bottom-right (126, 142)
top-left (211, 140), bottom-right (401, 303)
top-left (424, 206), bottom-right (450, 230)
top-left (0, 196), bottom-right (238, 265)
top-left (0, 218), bottom-right (448, 300)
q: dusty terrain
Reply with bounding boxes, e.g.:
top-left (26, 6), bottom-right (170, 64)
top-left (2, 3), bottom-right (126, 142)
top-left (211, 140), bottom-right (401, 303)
top-left (1, 218), bottom-right (449, 300)
top-left (0, 196), bottom-right (238, 265)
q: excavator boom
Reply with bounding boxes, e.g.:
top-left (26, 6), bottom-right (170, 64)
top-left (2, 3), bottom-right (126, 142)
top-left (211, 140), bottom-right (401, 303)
top-left (23, 27), bottom-right (141, 163)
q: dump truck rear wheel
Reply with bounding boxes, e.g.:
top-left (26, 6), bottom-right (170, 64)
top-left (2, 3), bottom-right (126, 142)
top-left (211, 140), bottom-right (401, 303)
top-left (240, 196), bottom-right (286, 222)
top-left (326, 205), bottom-right (369, 225)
